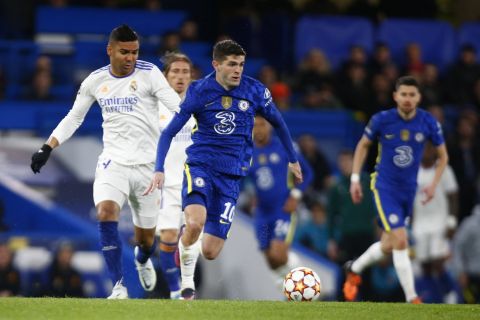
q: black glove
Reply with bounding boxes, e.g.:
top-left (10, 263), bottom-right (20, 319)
top-left (31, 144), bottom-right (53, 174)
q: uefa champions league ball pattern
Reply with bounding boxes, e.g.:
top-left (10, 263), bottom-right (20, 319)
top-left (283, 267), bottom-right (321, 301)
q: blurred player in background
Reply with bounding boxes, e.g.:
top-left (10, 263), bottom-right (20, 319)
top-left (412, 141), bottom-right (459, 303)
top-left (249, 116), bottom-right (313, 286)
top-left (345, 76), bottom-right (448, 303)
top-left (156, 52), bottom-right (196, 299)
top-left (145, 39), bottom-right (303, 299)
top-left (30, 25), bottom-right (181, 299)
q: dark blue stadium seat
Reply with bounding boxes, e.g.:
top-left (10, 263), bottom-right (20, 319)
top-left (36, 6), bottom-right (187, 38)
top-left (377, 18), bottom-right (456, 70)
top-left (180, 42), bottom-right (211, 58)
top-left (295, 16), bottom-right (374, 69)
top-left (458, 22), bottom-right (480, 61)
top-left (74, 40), bottom-right (109, 70)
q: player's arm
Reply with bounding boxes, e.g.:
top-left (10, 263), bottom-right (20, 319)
top-left (151, 66), bottom-right (181, 112)
top-left (350, 135), bottom-right (373, 204)
top-left (258, 95), bottom-right (302, 184)
top-left (421, 143), bottom-right (449, 204)
top-left (30, 81), bottom-right (95, 173)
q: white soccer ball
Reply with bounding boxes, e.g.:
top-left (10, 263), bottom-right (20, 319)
top-left (283, 266), bottom-right (321, 301)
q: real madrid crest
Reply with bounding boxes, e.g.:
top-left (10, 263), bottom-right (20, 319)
top-left (221, 96), bottom-right (232, 109)
top-left (129, 80), bottom-right (137, 92)
top-left (400, 129), bottom-right (410, 141)
top-left (238, 100), bottom-right (250, 111)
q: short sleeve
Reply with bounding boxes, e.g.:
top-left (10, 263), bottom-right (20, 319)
top-left (364, 113), bottom-right (381, 141)
top-left (427, 116), bottom-right (445, 146)
top-left (150, 65), bottom-right (181, 112)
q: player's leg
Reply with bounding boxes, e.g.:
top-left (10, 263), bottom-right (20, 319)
top-left (157, 187), bottom-right (183, 299)
top-left (93, 158), bottom-right (129, 299)
top-left (129, 163), bottom-right (162, 292)
top-left (343, 186), bottom-right (394, 301)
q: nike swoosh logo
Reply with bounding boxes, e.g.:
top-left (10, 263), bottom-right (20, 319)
top-left (205, 101), bottom-right (215, 108)
top-left (219, 219), bottom-right (229, 225)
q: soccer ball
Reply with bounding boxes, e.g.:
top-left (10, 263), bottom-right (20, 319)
top-left (283, 267), bottom-right (321, 301)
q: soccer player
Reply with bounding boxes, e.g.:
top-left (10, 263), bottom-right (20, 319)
top-left (344, 76), bottom-right (448, 303)
top-left (144, 39), bottom-right (303, 299)
top-left (30, 25), bottom-right (181, 299)
top-left (249, 116), bottom-right (313, 286)
top-left (156, 52), bottom-right (196, 299)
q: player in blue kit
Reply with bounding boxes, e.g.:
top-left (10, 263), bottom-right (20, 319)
top-left (249, 116), bottom-right (313, 286)
top-left (343, 76), bottom-right (449, 303)
top-left (144, 40), bottom-right (303, 299)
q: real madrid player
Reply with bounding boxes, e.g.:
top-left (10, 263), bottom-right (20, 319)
top-left (156, 52), bottom-right (196, 299)
top-left (144, 40), bottom-right (303, 299)
top-left (30, 25), bottom-right (181, 299)
top-left (344, 76), bottom-right (448, 303)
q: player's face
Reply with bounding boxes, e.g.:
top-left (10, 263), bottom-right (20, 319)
top-left (107, 40), bottom-right (139, 76)
top-left (253, 116), bottom-right (271, 145)
top-left (166, 61), bottom-right (192, 95)
top-left (213, 55), bottom-right (245, 90)
top-left (393, 85), bottom-right (421, 116)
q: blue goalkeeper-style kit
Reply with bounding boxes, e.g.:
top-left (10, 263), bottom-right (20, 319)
top-left (364, 108), bottom-right (444, 231)
top-left (249, 138), bottom-right (313, 250)
top-left (155, 72), bottom-right (298, 239)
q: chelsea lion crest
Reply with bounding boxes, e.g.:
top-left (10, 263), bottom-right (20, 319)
top-left (238, 100), bottom-right (250, 111)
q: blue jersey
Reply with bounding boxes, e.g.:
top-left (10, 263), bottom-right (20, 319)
top-left (249, 138), bottom-right (313, 213)
top-left (155, 72), bottom-right (298, 176)
top-left (365, 108), bottom-right (444, 190)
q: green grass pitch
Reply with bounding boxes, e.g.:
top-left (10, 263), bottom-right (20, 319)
top-left (0, 298), bottom-right (478, 320)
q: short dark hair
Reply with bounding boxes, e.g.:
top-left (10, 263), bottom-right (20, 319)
top-left (213, 39), bottom-right (246, 62)
top-left (109, 24), bottom-right (138, 43)
top-left (161, 52), bottom-right (193, 75)
top-left (395, 76), bottom-right (420, 91)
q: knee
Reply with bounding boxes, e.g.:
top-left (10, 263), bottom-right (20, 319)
top-left (186, 220), bottom-right (204, 236)
top-left (202, 247), bottom-right (219, 260)
top-left (96, 205), bottom-right (118, 221)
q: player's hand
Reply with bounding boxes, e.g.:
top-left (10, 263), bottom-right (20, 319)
top-left (30, 144), bottom-right (53, 174)
top-left (421, 184), bottom-right (436, 205)
top-left (143, 171), bottom-right (165, 195)
top-left (283, 196), bottom-right (298, 213)
top-left (288, 162), bottom-right (303, 184)
top-left (350, 181), bottom-right (363, 204)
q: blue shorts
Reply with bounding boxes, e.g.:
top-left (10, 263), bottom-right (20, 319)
top-left (370, 184), bottom-right (416, 232)
top-left (254, 208), bottom-right (296, 250)
top-left (182, 164), bottom-right (242, 240)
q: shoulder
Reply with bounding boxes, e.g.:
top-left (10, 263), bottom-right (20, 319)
top-left (242, 75), bottom-right (268, 97)
top-left (135, 60), bottom-right (156, 71)
top-left (90, 64), bottom-right (110, 76)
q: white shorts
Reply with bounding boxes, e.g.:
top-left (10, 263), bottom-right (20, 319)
top-left (156, 185), bottom-right (184, 234)
top-left (414, 232), bottom-right (450, 262)
top-left (93, 156), bottom-right (160, 229)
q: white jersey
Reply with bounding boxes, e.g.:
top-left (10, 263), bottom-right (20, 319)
top-left (413, 164), bottom-right (458, 235)
top-left (51, 60), bottom-right (181, 165)
top-left (159, 103), bottom-right (195, 188)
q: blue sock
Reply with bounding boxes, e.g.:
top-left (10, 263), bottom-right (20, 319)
top-left (159, 241), bottom-right (181, 292)
top-left (136, 238), bottom-right (157, 264)
top-left (99, 221), bottom-right (123, 284)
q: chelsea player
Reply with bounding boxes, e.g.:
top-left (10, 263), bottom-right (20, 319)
top-left (144, 40), bottom-right (303, 299)
top-left (249, 116), bottom-right (313, 286)
top-left (343, 76), bottom-right (448, 303)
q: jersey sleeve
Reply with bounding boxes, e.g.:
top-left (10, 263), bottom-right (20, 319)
top-left (427, 115), bottom-right (445, 146)
top-left (50, 76), bottom-right (96, 145)
top-left (364, 113), bottom-right (381, 141)
top-left (256, 84), bottom-right (297, 163)
top-left (155, 85), bottom-right (200, 172)
top-left (150, 65), bottom-right (181, 112)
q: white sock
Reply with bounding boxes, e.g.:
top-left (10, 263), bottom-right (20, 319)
top-left (351, 242), bottom-right (385, 274)
top-left (179, 238), bottom-right (201, 290)
top-left (273, 251), bottom-right (300, 280)
top-left (392, 249), bottom-right (417, 302)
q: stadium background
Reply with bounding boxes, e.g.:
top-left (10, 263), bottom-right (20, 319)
top-left (0, 0), bottom-right (479, 303)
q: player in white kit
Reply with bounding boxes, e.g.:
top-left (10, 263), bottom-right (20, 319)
top-left (413, 142), bottom-right (458, 278)
top-left (156, 53), bottom-right (196, 299)
top-left (30, 25), bottom-right (181, 299)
